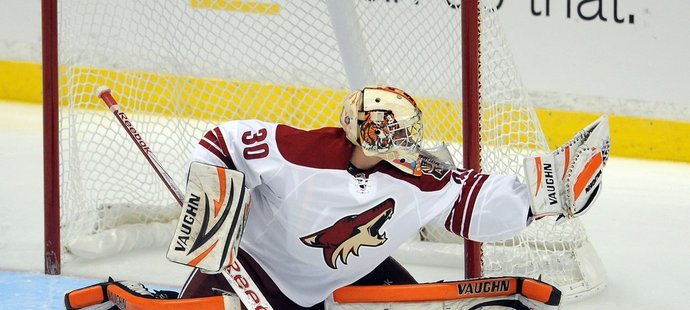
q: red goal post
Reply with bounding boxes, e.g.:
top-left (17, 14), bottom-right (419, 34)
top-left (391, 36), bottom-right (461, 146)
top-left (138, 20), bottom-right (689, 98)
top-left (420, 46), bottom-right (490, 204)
top-left (461, 0), bottom-right (482, 279)
top-left (42, 0), bottom-right (606, 300)
top-left (42, 0), bottom-right (60, 275)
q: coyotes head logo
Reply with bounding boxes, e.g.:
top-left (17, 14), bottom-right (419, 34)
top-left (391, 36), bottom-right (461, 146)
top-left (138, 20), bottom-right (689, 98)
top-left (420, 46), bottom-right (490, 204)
top-left (300, 199), bottom-right (395, 269)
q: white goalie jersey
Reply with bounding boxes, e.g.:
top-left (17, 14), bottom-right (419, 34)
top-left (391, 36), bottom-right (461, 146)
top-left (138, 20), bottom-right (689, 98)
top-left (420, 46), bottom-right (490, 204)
top-left (188, 119), bottom-right (530, 307)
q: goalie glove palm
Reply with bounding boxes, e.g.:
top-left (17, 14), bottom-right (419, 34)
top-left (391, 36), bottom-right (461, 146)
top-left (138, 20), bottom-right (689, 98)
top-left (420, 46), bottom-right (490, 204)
top-left (524, 115), bottom-right (610, 220)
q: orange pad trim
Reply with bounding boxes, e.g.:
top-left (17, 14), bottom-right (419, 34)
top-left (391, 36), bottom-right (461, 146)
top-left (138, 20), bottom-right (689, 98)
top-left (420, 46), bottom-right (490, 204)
top-left (333, 277), bottom-right (520, 303)
top-left (106, 284), bottom-right (228, 310)
top-left (65, 283), bottom-right (108, 310)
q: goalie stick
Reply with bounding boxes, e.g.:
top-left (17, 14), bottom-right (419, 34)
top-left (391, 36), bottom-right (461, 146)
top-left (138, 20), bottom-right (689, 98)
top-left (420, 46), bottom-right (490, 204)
top-left (97, 87), bottom-right (184, 206)
top-left (96, 87), bottom-right (272, 310)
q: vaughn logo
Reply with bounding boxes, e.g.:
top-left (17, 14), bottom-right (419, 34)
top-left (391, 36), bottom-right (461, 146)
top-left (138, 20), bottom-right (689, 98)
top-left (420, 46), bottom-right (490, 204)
top-left (300, 199), bottom-right (395, 269)
top-left (174, 193), bottom-right (201, 251)
top-left (174, 178), bottom-right (237, 256)
top-left (542, 162), bottom-right (559, 205)
top-left (457, 278), bottom-right (511, 296)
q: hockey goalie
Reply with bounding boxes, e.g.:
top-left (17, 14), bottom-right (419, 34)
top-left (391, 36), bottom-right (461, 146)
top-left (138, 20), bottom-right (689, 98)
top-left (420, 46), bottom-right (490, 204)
top-left (66, 86), bottom-right (610, 309)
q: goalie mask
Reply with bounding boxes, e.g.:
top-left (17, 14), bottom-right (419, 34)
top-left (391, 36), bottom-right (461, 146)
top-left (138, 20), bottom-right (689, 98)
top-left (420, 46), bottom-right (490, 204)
top-left (340, 86), bottom-right (424, 176)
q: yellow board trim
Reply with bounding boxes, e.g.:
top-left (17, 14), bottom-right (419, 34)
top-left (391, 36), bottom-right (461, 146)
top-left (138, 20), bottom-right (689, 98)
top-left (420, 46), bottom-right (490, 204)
top-left (536, 110), bottom-right (690, 163)
top-left (2, 59), bottom-right (689, 163)
top-left (190, 0), bottom-right (280, 15)
top-left (0, 60), bottom-right (43, 103)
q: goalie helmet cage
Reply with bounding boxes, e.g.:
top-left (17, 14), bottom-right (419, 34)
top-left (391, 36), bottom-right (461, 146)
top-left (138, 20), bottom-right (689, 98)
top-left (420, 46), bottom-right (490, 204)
top-left (42, 0), bottom-right (606, 300)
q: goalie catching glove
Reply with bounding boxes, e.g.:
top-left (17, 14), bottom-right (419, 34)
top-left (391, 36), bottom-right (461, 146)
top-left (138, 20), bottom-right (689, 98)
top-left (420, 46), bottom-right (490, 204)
top-left (524, 115), bottom-right (611, 221)
top-left (167, 162), bottom-right (251, 272)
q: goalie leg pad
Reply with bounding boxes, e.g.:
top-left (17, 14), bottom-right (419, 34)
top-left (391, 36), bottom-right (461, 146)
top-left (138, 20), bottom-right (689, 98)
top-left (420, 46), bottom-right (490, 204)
top-left (329, 276), bottom-right (561, 309)
top-left (65, 278), bottom-right (240, 310)
top-left (525, 115), bottom-right (610, 219)
top-left (167, 162), bottom-right (251, 273)
top-left (65, 281), bottom-right (110, 310)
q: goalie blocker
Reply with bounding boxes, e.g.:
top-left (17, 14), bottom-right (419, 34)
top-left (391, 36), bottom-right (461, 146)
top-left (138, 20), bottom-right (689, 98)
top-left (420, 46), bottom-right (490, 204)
top-left (167, 162), bottom-right (251, 272)
top-left (524, 115), bottom-right (611, 221)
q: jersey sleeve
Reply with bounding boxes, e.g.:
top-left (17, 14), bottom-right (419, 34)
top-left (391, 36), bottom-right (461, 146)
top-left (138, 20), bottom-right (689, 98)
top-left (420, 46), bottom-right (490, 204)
top-left (428, 169), bottom-right (530, 243)
top-left (187, 120), bottom-right (282, 189)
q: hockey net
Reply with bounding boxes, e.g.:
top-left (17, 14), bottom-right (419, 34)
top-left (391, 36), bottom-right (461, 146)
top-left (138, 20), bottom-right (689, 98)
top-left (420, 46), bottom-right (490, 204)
top-left (45, 0), bottom-right (605, 300)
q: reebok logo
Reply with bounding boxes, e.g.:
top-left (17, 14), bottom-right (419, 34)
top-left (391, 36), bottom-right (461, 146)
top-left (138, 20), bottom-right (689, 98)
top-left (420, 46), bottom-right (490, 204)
top-left (117, 110), bottom-right (151, 154)
top-left (228, 260), bottom-right (269, 310)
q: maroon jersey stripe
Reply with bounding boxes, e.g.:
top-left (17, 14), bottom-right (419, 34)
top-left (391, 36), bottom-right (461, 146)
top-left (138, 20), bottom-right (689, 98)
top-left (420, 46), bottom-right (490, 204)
top-left (460, 174), bottom-right (489, 237)
top-left (444, 170), bottom-right (472, 235)
top-left (445, 171), bottom-right (489, 238)
top-left (199, 129), bottom-right (235, 169)
top-left (213, 127), bottom-right (232, 159)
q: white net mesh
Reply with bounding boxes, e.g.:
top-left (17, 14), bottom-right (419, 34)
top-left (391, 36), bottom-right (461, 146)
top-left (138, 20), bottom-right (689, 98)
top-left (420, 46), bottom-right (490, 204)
top-left (56, 0), bottom-right (604, 299)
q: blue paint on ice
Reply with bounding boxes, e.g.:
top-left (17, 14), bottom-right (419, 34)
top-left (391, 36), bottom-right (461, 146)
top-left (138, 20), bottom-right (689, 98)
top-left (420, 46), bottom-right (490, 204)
top-left (0, 271), bottom-right (175, 309)
top-left (0, 271), bottom-right (98, 309)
